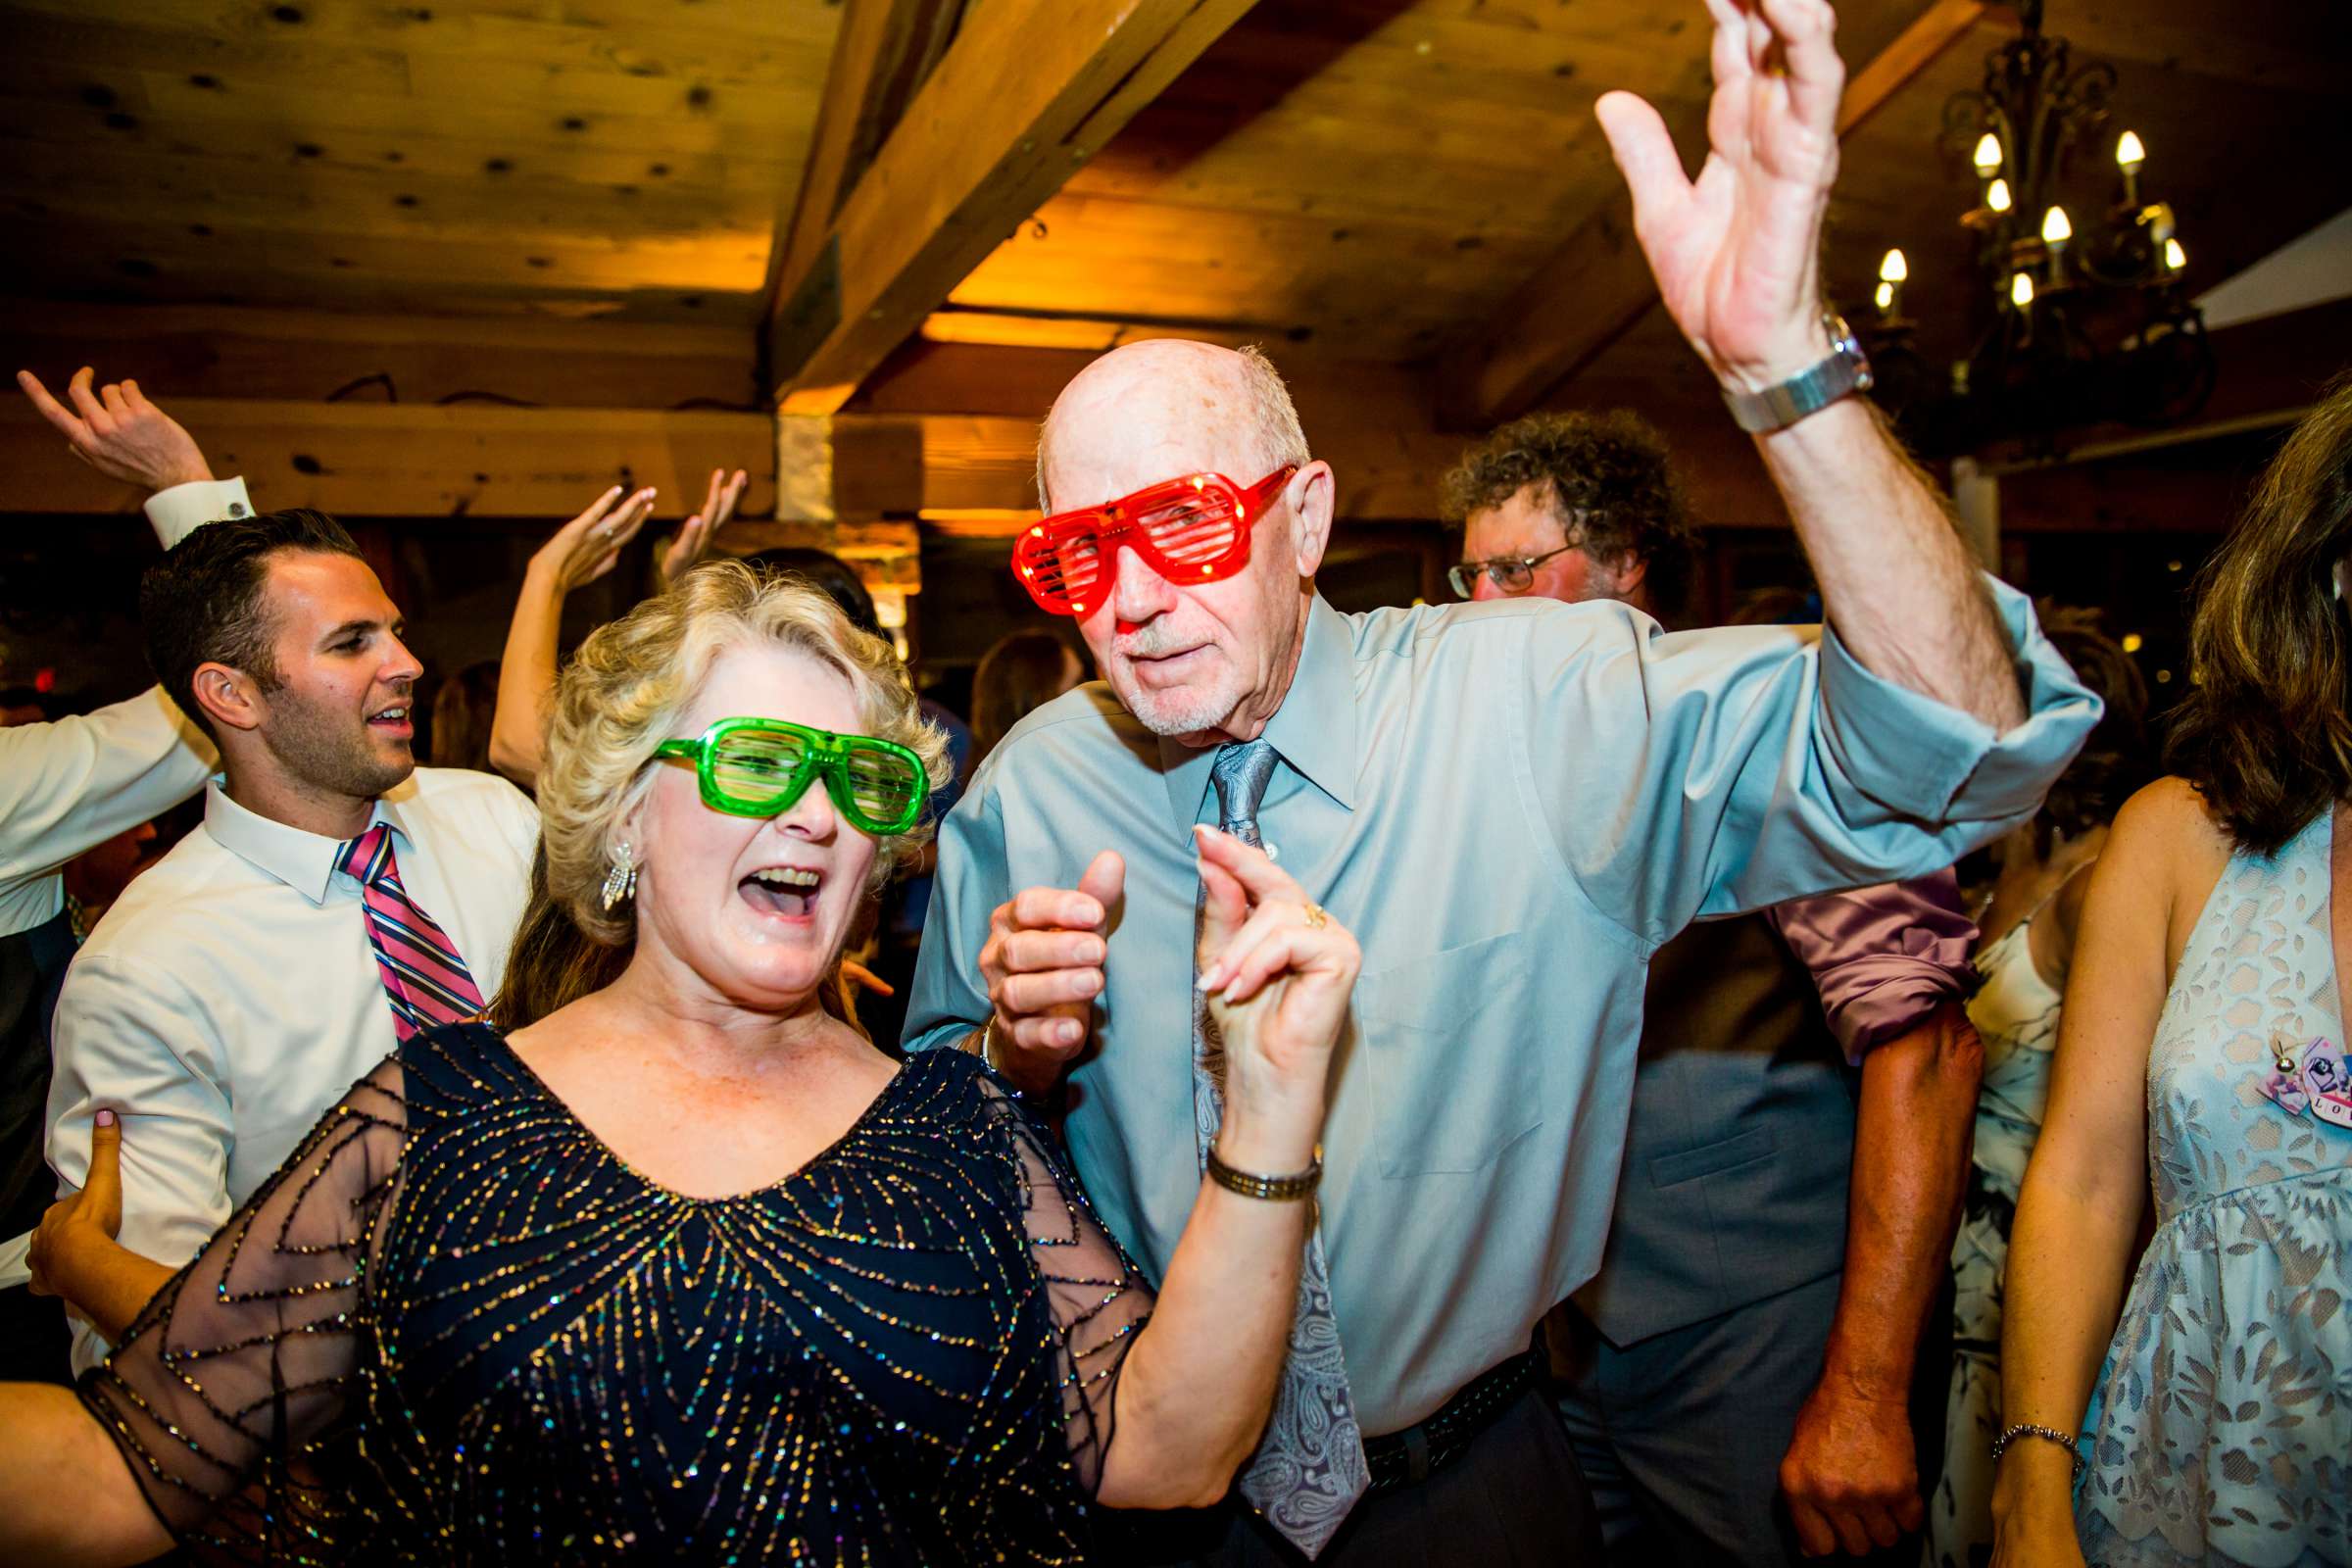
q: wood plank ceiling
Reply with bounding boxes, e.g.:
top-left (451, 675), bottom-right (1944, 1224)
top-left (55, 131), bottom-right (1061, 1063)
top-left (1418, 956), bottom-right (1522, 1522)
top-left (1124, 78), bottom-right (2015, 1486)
top-left (938, 0), bottom-right (2352, 404)
top-left (0, 0), bottom-right (2343, 449)
top-left (0, 0), bottom-right (841, 328)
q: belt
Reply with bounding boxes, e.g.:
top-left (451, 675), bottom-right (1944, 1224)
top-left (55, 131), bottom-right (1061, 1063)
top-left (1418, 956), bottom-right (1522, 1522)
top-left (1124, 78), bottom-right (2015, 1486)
top-left (1361, 1349), bottom-right (1540, 1494)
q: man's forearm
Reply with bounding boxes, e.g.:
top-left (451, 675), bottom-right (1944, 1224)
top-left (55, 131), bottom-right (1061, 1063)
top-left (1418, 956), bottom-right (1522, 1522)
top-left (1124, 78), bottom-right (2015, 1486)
top-left (1758, 398), bottom-right (2025, 733)
top-left (1820, 1001), bottom-right (1982, 1398)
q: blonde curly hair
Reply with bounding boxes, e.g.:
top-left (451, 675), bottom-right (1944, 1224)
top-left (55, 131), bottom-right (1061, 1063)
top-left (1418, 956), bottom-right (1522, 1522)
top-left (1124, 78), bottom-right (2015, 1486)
top-left (539, 560), bottom-right (950, 948)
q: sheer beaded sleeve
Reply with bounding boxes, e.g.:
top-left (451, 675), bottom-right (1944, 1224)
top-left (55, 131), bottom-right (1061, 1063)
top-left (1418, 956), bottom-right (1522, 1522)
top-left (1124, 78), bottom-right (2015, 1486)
top-left (980, 1077), bottom-right (1156, 1495)
top-left (75, 1057), bottom-right (408, 1556)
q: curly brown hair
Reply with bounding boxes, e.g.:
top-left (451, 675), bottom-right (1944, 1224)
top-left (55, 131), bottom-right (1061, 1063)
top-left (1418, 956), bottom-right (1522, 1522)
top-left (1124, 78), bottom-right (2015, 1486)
top-left (1440, 409), bottom-right (1698, 617)
top-left (2165, 376), bottom-right (2352, 854)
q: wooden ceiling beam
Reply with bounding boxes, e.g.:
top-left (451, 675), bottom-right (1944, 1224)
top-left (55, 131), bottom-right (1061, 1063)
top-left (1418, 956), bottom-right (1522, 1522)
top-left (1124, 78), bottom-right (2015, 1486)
top-left (1435, 0), bottom-right (1987, 433)
top-left (761, 0), bottom-right (967, 344)
top-left (761, 0), bottom-right (1260, 416)
top-left (0, 398), bottom-right (773, 519)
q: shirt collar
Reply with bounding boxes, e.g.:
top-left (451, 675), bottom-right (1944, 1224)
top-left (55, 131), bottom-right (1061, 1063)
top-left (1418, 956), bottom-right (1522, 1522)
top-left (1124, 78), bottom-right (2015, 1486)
top-left (202, 779), bottom-right (410, 906)
top-left (1157, 593), bottom-right (1359, 824)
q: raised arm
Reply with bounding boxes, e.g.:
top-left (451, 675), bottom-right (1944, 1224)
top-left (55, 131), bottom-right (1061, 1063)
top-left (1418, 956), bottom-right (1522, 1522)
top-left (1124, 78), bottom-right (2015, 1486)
top-left (1990, 780), bottom-right (2216, 1564)
top-left (1, 1060), bottom-right (407, 1566)
top-left (487, 483), bottom-right (658, 786)
top-left (487, 469), bottom-right (744, 787)
top-left (1598, 0), bottom-right (2020, 731)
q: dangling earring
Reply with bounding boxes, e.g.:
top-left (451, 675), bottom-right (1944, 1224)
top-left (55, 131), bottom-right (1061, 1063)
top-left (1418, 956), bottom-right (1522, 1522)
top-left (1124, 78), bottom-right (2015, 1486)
top-left (600, 841), bottom-right (639, 910)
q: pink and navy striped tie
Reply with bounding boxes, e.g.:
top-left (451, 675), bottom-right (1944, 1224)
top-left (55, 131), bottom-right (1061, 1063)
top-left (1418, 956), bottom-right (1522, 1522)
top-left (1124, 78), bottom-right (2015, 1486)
top-left (336, 822), bottom-right (485, 1041)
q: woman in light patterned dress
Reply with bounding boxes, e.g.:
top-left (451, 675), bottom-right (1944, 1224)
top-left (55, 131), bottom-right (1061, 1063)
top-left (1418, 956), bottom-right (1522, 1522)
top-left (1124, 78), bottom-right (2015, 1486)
top-left (1993, 383), bottom-right (2352, 1568)
top-left (1930, 610), bottom-right (2149, 1568)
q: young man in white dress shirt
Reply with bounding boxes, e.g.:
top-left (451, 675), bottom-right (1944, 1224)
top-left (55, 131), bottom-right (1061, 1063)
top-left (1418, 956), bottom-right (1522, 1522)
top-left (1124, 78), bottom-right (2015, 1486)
top-left (0, 368), bottom-right (249, 1381)
top-left (34, 504), bottom-right (539, 1370)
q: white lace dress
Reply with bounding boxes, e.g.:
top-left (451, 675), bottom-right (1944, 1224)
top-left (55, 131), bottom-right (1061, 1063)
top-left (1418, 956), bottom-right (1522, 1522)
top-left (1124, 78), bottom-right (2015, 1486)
top-left (1930, 900), bottom-right (2065, 1568)
top-left (2076, 809), bottom-right (2352, 1566)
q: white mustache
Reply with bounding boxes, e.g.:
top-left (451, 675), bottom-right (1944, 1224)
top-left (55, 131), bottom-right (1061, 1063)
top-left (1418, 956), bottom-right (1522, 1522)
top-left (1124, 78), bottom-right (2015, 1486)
top-left (1114, 627), bottom-right (1200, 659)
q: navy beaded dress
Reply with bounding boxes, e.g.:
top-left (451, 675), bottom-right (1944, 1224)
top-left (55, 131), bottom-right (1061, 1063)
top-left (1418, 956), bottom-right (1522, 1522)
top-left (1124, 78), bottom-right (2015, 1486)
top-left (76, 1021), bottom-right (1153, 1565)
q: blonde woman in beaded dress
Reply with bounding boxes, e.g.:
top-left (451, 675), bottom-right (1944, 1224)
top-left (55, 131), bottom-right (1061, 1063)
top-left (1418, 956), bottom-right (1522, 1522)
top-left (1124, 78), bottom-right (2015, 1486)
top-left (0, 564), bottom-right (1365, 1565)
top-left (1992, 384), bottom-right (2352, 1567)
top-left (1929, 610), bottom-right (2150, 1568)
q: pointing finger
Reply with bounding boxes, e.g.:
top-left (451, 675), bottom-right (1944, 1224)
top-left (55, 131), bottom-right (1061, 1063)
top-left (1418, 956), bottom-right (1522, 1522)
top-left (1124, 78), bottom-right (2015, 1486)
top-left (17, 369), bottom-right (83, 438)
top-left (1195, 824), bottom-right (1305, 906)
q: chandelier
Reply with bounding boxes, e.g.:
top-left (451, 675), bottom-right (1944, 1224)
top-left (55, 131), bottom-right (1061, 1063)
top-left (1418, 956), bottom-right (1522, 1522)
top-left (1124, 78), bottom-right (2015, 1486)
top-left (1860, 0), bottom-right (2213, 456)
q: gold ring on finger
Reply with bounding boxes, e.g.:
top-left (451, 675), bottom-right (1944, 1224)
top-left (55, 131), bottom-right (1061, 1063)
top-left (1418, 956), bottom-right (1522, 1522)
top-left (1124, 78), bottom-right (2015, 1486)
top-left (1302, 903), bottom-right (1329, 930)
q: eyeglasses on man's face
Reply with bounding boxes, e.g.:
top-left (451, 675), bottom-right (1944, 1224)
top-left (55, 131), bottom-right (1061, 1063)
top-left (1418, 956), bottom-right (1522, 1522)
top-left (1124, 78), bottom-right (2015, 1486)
top-left (1011, 466), bottom-right (1298, 619)
top-left (1447, 542), bottom-right (1582, 600)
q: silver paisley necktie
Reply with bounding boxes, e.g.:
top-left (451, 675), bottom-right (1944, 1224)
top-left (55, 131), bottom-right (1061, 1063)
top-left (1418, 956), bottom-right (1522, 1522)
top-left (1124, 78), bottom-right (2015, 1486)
top-left (1197, 739), bottom-right (1369, 1557)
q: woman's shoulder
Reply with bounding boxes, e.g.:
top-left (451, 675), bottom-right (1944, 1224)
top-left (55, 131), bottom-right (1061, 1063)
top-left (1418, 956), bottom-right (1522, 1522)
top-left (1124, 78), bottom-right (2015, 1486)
top-left (397, 1019), bottom-right (538, 1113)
top-left (2110, 777), bottom-right (2237, 882)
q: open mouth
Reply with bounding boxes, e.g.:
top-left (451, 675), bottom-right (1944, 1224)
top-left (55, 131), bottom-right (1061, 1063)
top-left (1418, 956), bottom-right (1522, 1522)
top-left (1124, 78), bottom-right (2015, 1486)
top-left (368, 703), bottom-right (413, 737)
top-left (740, 864), bottom-right (822, 919)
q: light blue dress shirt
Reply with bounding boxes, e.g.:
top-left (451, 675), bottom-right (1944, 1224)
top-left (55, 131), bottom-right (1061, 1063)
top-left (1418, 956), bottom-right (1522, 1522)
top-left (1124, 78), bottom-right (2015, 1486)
top-left (906, 584), bottom-right (2098, 1435)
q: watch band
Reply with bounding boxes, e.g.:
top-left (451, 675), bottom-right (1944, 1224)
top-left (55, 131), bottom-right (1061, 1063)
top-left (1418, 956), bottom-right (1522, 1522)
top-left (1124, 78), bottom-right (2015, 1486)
top-left (1722, 314), bottom-right (1874, 433)
top-left (1205, 1144), bottom-right (1322, 1201)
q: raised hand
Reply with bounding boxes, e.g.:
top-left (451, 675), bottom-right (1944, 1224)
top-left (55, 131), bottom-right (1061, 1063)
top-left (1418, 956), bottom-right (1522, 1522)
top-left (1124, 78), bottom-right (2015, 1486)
top-left (658, 466), bottom-right (751, 591)
top-left (28, 1109), bottom-right (122, 1299)
top-left (1195, 824), bottom-right (1357, 1164)
top-left (17, 367), bottom-right (214, 490)
top-left (531, 484), bottom-right (659, 595)
top-left (977, 850), bottom-right (1125, 1096)
top-left (1595, 0), bottom-right (1844, 391)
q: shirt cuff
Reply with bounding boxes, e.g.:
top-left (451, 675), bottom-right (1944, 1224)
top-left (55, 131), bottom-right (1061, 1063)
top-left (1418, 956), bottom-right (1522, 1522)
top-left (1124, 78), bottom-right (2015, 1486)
top-left (144, 477), bottom-right (254, 549)
top-left (1815, 574), bottom-right (2102, 826)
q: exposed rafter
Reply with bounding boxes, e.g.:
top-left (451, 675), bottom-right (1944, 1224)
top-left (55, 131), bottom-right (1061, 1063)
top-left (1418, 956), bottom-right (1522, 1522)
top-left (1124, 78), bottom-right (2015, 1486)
top-left (761, 0), bottom-right (1260, 416)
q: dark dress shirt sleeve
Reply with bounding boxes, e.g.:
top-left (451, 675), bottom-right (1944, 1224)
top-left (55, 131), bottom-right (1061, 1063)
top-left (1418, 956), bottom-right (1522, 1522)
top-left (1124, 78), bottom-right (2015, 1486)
top-left (1764, 868), bottom-right (1980, 1062)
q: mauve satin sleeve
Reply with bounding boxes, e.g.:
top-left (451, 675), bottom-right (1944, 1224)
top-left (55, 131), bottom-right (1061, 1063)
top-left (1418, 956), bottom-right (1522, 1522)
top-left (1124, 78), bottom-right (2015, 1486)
top-left (1766, 868), bottom-right (1979, 1062)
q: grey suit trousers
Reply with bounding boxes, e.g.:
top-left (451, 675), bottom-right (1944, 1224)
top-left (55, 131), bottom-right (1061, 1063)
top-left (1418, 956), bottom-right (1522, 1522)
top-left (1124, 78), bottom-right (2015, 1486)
top-left (1549, 1270), bottom-right (1947, 1568)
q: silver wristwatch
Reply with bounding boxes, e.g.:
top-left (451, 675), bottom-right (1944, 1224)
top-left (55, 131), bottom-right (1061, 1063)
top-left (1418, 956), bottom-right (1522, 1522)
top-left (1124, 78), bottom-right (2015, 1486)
top-left (1721, 314), bottom-right (1874, 433)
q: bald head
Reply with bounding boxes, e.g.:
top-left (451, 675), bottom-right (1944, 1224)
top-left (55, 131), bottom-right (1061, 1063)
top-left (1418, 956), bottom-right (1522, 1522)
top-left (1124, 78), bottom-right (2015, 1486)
top-left (1037, 340), bottom-right (1309, 513)
top-left (1028, 338), bottom-right (1334, 748)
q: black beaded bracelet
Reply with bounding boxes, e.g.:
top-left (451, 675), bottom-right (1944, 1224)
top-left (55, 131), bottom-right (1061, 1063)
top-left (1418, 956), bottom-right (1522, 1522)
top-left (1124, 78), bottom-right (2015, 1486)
top-left (1205, 1145), bottom-right (1321, 1201)
top-left (1991, 1421), bottom-right (2084, 1478)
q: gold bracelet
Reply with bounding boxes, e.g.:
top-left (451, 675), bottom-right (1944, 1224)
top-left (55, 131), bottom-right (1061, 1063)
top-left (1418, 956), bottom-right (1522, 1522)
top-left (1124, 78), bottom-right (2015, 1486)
top-left (976, 1014), bottom-right (1013, 1082)
top-left (1205, 1144), bottom-right (1321, 1201)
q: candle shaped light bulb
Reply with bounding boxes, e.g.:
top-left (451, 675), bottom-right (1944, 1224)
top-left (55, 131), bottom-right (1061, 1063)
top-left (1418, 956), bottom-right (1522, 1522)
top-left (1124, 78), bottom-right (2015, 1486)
top-left (1874, 281), bottom-right (1893, 312)
top-left (1875, 247), bottom-right (1906, 317)
top-left (2116, 129), bottom-right (2146, 205)
top-left (1986, 177), bottom-right (2013, 214)
top-left (1972, 132), bottom-right (2002, 176)
top-left (2164, 236), bottom-right (2186, 271)
top-left (2010, 271), bottom-right (2036, 309)
top-left (2041, 205), bottom-right (2073, 282)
